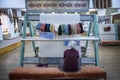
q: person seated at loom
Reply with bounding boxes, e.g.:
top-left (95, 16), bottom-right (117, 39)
top-left (58, 40), bottom-right (81, 72)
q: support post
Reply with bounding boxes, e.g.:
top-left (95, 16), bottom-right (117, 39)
top-left (93, 14), bottom-right (99, 66)
top-left (115, 24), bottom-right (118, 40)
top-left (29, 22), bottom-right (37, 56)
top-left (84, 21), bottom-right (92, 57)
top-left (19, 13), bottom-right (27, 67)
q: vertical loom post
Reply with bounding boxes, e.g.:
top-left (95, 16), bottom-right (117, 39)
top-left (93, 14), bottom-right (99, 66)
top-left (84, 21), bottom-right (92, 57)
top-left (20, 22), bottom-right (23, 35)
top-left (29, 22), bottom-right (37, 56)
top-left (19, 13), bottom-right (27, 67)
top-left (115, 24), bottom-right (118, 40)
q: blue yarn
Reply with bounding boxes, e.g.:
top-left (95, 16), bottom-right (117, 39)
top-left (64, 24), bottom-right (69, 34)
top-left (36, 23), bottom-right (42, 30)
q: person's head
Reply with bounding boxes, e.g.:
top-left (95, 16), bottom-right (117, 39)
top-left (68, 40), bottom-right (77, 49)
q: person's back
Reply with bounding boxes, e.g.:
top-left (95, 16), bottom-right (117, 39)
top-left (63, 48), bottom-right (79, 72)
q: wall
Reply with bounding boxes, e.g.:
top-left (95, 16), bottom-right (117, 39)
top-left (0, 27), bottom-right (3, 40)
top-left (112, 0), bottom-right (120, 8)
top-left (98, 9), bottom-right (106, 16)
top-left (0, 0), bottom-right (25, 8)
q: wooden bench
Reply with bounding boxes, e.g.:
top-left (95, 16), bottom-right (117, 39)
top-left (9, 65), bottom-right (106, 80)
top-left (100, 41), bottom-right (120, 46)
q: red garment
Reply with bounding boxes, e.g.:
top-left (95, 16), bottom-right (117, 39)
top-left (63, 49), bottom-right (79, 72)
top-left (76, 23), bottom-right (81, 34)
top-left (40, 23), bottom-right (45, 32)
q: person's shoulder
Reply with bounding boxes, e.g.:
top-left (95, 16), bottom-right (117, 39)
top-left (73, 49), bottom-right (79, 53)
top-left (64, 49), bottom-right (71, 53)
top-left (72, 49), bottom-right (78, 51)
top-left (64, 49), bottom-right (70, 52)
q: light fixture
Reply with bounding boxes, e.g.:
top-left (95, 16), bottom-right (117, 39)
top-left (75, 12), bottom-right (78, 14)
top-left (52, 12), bottom-right (55, 14)
top-left (64, 12), bottom-right (67, 14)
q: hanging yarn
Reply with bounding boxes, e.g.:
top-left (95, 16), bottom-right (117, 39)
top-left (36, 22), bottom-right (84, 36)
top-left (58, 25), bottom-right (62, 36)
top-left (68, 24), bottom-right (72, 35)
top-left (79, 23), bottom-right (84, 33)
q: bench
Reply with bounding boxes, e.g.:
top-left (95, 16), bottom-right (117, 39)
top-left (9, 65), bottom-right (106, 80)
top-left (100, 40), bottom-right (120, 46)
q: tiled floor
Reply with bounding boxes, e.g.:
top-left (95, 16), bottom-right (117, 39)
top-left (99, 46), bottom-right (120, 80)
top-left (0, 43), bottom-right (120, 80)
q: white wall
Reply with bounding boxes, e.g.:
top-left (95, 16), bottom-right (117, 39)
top-left (0, 27), bottom-right (3, 40)
top-left (98, 9), bottom-right (106, 16)
top-left (0, 0), bottom-right (25, 8)
top-left (112, 0), bottom-right (120, 8)
top-left (89, 0), bottom-right (93, 8)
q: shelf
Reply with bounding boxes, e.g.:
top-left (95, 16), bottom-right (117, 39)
top-left (0, 37), bottom-right (21, 49)
top-left (0, 42), bottom-right (21, 55)
top-left (100, 40), bottom-right (120, 46)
